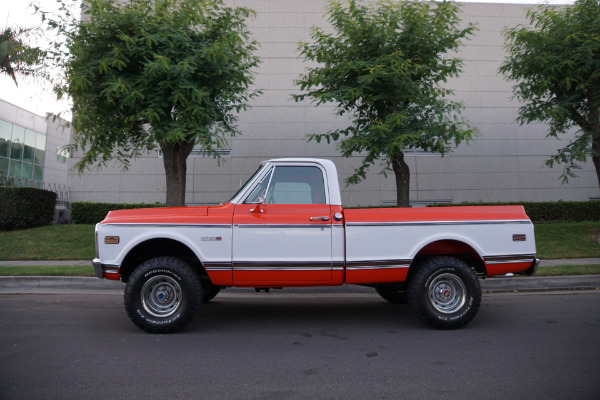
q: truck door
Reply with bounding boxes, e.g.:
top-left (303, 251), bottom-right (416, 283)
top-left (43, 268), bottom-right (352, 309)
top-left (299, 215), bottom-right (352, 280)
top-left (232, 164), bottom-right (333, 284)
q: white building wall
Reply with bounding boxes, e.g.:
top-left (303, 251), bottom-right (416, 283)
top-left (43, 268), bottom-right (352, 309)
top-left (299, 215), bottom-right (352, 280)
top-left (68, 1), bottom-right (600, 206)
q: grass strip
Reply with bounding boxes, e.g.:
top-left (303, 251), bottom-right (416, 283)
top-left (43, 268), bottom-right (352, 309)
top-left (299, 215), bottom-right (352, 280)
top-left (535, 222), bottom-right (600, 259)
top-left (534, 264), bottom-right (600, 276)
top-left (0, 225), bottom-right (96, 260)
top-left (0, 265), bottom-right (94, 277)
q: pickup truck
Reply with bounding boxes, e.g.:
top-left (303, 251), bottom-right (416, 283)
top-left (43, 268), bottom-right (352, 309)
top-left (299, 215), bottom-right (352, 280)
top-left (92, 158), bottom-right (538, 333)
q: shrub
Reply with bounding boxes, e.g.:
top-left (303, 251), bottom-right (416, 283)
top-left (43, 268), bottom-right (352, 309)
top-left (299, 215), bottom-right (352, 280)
top-left (0, 187), bottom-right (57, 230)
top-left (428, 201), bottom-right (600, 223)
top-left (71, 202), bottom-right (163, 224)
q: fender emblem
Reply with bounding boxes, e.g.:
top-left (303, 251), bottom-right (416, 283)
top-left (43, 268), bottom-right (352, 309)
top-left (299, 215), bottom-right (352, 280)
top-left (201, 236), bottom-right (222, 241)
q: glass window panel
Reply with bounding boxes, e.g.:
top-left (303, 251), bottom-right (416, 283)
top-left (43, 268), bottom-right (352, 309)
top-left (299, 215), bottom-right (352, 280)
top-left (33, 164), bottom-right (44, 181)
top-left (23, 130), bottom-right (36, 163)
top-left (265, 166), bottom-right (326, 205)
top-left (0, 157), bottom-right (8, 176)
top-left (0, 120), bottom-right (11, 158)
top-left (21, 162), bottom-right (33, 179)
top-left (34, 133), bottom-right (46, 165)
top-left (244, 167), bottom-right (273, 204)
top-left (9, 160), bottom-right (22, 178)
top-left (56, 147), bottom-right (70, 164)
top-left (10, 125), bottom-right (24, 160)
top-left (35, 132), bottom-right (46, 150)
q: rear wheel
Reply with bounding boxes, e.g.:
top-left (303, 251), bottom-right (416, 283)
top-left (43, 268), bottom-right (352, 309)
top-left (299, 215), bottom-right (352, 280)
top-left (124, 256), bottom-right (202, 333)
top-left (407, 256), bottom-right (481, 329)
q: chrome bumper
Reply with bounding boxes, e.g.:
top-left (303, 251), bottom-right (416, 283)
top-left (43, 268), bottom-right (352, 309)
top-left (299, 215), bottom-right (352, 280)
top-left (92, 258), bottom-right (119, 279)
top-left (524, 258), bottom-right (540, 276)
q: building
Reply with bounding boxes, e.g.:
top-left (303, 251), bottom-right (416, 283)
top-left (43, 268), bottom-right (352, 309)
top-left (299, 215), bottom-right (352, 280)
top-left (0, 99), bottom-right (71, 189)
top-left (9, 2), bottom-right (600, 208)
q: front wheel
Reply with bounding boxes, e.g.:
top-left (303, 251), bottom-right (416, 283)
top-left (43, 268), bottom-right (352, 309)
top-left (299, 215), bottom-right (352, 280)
top-left (407, 256), bottom-right (481, 329)
top-left (124, 257), bottom-right (202, 333)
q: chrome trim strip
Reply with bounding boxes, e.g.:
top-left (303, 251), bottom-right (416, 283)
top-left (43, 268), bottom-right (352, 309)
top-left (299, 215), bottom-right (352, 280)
top-left (485, 259), bottom-right (535, 265)
top-left (346, 265), bottom-right (410, 271)
top-left (233, 261), bottom-right (333, 272)
top-left (484, 254), bottom-right (536, 265)
top-left (101, 223), bottom-right (231, 228)
top-left (346, 259), bottom-right (412, 271)
top-left (203, 262), bottom-right (232, 271)
top-left (234, 224), bottom-right (331, 229)
top-left (346, 220), bottom-right (532, 227)
top-left (484, 254), bottom-right (536, 260)
top-left (233, 266), bottom-right (332, 271)
top-left (347, 259), bottom-right (412, 266)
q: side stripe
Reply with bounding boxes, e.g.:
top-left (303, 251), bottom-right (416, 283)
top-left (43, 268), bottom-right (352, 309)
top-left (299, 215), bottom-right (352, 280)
top-left (346, 220), bottom-right (531, 227)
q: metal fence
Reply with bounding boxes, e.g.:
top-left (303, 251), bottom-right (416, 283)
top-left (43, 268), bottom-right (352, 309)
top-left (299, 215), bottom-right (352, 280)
top-left (0, 174), bottom-right (70, 208)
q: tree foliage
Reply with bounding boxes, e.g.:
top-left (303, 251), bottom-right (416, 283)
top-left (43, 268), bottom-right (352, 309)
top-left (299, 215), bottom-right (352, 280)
top-left (294, 0), bottom-right (476, 207)
top-left (0, 26), bottom-right (45, 85)
top-left (41, 0), bottom-right (260, 206)
top-left (500, 0), bottom-right (600, 185)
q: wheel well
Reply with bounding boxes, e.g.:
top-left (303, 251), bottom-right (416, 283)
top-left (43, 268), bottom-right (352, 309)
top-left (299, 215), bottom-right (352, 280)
top-left (408, 239), bottom-right (486, 280)
top-left (119, 238), bottom-right (205, 282)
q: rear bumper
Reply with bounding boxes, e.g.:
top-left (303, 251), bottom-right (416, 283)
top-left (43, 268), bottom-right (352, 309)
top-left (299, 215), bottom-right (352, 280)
top-left (92, 259), bottom-right (120, 280)
top-left (522, 258), bottom-right (540, 276)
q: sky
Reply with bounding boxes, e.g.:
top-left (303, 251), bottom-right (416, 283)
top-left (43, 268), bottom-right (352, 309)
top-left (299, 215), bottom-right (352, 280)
top-left (1, 0), bottom-right (577, 120)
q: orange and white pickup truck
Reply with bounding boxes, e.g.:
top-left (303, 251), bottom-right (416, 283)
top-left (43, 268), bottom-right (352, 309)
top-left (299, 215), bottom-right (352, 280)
top-left (92, 158), bottom-right (538, 333)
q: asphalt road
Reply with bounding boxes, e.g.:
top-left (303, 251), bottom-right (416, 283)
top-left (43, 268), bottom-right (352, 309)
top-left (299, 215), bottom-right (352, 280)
top-left (1, 290), bottom-right (599, 400)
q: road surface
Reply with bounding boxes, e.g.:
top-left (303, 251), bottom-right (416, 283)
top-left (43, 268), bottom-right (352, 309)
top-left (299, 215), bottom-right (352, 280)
top-left (0, 290), bottom-right (599, 399)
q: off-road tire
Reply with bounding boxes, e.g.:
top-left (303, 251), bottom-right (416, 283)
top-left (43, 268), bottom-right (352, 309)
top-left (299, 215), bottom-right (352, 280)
top-left (407, 256), bottom-right (481, 329)
top-left (124, 256), bottom-right (202, 333)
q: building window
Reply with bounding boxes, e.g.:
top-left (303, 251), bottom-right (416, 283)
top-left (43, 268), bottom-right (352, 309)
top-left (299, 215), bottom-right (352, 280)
top-left (56, 147), bottom-right (70, 164)
top-left (0, 119), bottom-right (45, 182)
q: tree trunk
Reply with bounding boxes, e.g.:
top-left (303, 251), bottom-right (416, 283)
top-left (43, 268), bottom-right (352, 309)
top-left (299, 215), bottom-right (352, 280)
top-left (160, 140), bottom-right (195, 207)
top-left (593, 131), bottom-right (600, 189)
top-left (391, 152), bottom-right (410, 207)
top-left (591, 96), bottom-right (600, 189)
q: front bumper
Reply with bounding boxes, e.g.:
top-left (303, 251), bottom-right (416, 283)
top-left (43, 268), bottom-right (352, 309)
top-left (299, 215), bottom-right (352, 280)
top-left (92, 258), bottom-right (120, 280)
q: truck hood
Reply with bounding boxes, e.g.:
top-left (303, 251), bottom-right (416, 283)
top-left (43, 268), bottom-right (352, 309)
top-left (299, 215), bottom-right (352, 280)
top-left (99, 204), bottom-right (234, 225)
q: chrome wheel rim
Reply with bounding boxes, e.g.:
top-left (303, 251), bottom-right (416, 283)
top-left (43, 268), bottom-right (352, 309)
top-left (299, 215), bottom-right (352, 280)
top-left (141, 275), bottom-right (182, 318)
top-left (428, 273), bottom-right (466, 314)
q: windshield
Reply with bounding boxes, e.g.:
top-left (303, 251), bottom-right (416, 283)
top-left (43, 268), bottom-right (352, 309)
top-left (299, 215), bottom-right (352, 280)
top-left (227, 165), bottom-right (264, 203)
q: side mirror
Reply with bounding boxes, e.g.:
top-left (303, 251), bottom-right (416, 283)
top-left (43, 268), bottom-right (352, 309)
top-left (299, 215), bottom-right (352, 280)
top-left (250, 196), bottom-right (265, 214)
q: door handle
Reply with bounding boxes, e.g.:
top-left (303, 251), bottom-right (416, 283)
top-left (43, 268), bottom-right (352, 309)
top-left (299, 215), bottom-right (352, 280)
top-left (310, 216), bottom-right (330, 221)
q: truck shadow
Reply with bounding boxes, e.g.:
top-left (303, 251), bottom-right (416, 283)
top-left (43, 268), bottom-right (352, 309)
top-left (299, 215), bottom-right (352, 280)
top-left (191, 292), bottom-right (422, 333)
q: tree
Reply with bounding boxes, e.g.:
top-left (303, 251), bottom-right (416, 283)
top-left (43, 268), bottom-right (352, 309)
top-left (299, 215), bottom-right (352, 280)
top-left (500, 0), bottom-right (600, 186)
top-left (43, 0), bottom-right (260, 206)
top-left (0, 26), bottom-right (45, 85)
top-left (294, 0), bottom-right (477, 207)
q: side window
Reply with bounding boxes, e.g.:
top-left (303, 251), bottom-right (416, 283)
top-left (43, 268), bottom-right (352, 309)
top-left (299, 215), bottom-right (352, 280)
top-left (265, 166), bottom-right (326, 205)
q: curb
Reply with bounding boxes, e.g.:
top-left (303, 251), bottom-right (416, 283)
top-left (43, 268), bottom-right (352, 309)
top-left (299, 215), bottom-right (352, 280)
top-left (1, 275), bottom-right (599, 295)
